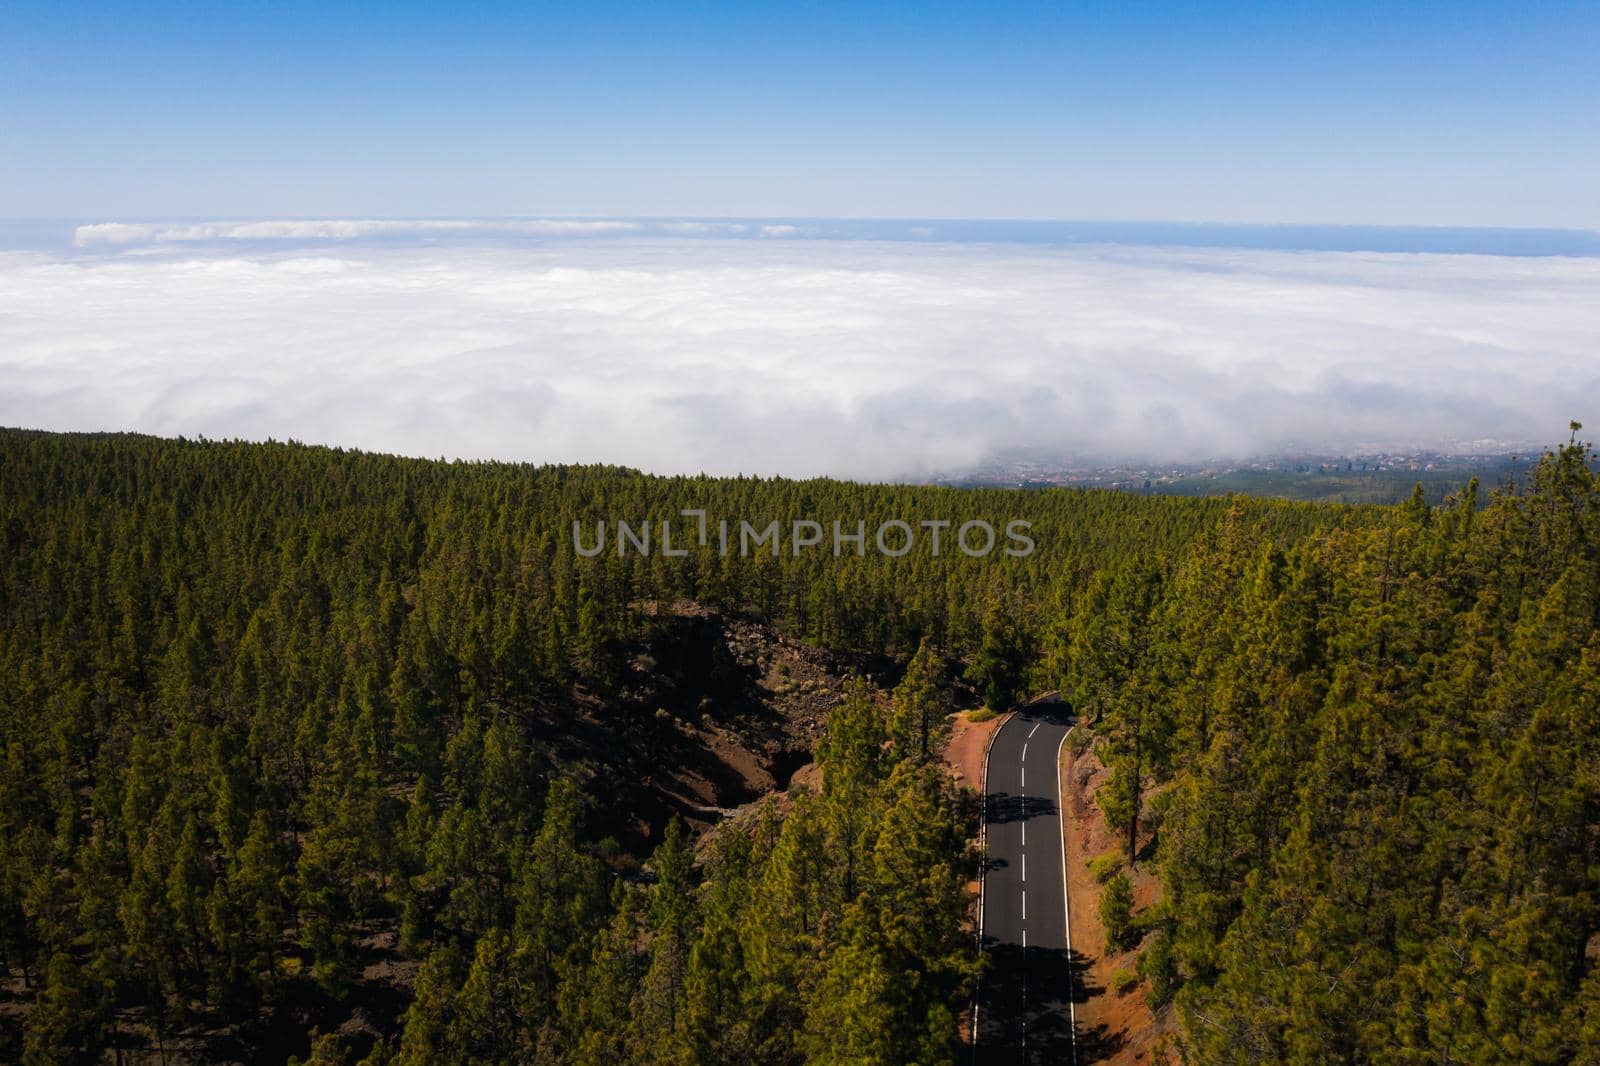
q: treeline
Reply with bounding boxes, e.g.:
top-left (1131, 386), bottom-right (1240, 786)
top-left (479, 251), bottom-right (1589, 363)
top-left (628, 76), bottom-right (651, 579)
top-left (11, 426), bottom-right (1595, 1062)
top-left (1059, 437), bottom-right (1600, 1062)
top-left (0, 429), bottom-right (1345, 1062)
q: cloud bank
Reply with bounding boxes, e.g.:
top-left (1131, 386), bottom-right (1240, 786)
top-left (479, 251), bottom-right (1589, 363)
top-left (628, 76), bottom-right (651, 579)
top-left (4, 237), bottom-right (1598, 479)
top-left (74, 219), bottom-right (642, 245)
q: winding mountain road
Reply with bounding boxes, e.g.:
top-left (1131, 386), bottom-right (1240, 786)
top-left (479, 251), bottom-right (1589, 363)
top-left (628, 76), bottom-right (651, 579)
top-left (974, 705), bottom-right (1080, 1065)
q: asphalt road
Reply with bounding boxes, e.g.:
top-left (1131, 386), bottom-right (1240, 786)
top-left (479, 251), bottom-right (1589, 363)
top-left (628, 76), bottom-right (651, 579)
top-left (974, 706), bottom-right (1079, 1065)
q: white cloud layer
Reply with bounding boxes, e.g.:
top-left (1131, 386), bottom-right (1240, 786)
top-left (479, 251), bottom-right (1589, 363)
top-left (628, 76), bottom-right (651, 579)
top-left (3, 238), bottom-right (1598, 479)
top-left (74, 219), bottom-right (641, 244)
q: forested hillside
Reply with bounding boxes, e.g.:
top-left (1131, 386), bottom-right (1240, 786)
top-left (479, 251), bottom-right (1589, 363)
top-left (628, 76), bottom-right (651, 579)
top-left (1062, 435), bottom-right (1600, 1063)
top-left (0, 429), bottom-right (1340, 1063)
top-left (3, 427), bottom-right (1596, 1063)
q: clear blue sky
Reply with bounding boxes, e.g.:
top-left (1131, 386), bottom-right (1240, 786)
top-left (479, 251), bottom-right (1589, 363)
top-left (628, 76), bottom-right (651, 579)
top-left (3, 1), bottom-right (1596, 226)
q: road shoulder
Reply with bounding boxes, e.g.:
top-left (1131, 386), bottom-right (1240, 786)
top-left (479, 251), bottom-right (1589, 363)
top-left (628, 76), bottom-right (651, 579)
top-left (1058, 734), bottom-right (1171, 1063)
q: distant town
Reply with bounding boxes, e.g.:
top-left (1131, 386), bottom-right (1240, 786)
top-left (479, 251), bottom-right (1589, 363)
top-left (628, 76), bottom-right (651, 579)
top-left (940, 449), bottom-right (1540, 505)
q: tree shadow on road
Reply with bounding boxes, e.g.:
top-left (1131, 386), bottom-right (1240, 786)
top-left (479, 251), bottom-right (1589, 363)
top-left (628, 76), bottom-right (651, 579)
top-left (1021, 703), bottom-right (1075, 723)
top-left (974, 944), bottom-right (1107, 1065)
top-left (985, 792), bottom-right (1058, 824)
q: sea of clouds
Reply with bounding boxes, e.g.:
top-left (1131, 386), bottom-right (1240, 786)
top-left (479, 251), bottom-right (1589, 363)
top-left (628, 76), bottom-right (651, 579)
top-left (3, 224), bottom-right (1597, 479)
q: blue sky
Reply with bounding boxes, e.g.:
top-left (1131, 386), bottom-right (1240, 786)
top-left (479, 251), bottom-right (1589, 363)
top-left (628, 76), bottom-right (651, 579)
top-left (3, 1), bottom-right (1597, 226)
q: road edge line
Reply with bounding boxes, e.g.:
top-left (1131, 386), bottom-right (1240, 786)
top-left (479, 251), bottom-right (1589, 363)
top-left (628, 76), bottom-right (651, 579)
top-left (1056, 724), bottom-right (1080, 1066)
